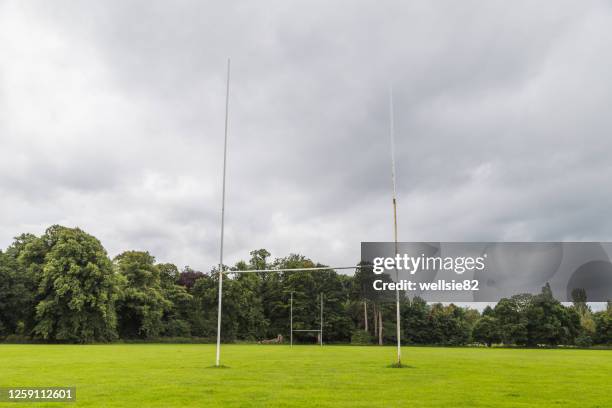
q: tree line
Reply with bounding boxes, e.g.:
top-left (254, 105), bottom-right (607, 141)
top-left (0, 225), bottom-right (610, 346)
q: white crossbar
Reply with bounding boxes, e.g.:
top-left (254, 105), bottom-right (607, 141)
top-left (222, 265), bottom-right (362, 274)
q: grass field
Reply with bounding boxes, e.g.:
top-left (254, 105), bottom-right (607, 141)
top-left (1, 344), bottom-right (611, 407)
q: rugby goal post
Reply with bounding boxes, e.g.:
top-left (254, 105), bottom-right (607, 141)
top-left (290, 291), bottom-right (324, 347)
top-left (214, 60), bottom-right (402, 367)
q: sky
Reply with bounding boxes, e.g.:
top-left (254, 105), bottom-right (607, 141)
top-left (2, 1), bottom-right (612, 272)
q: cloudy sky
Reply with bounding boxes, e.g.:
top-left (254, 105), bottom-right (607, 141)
top-left (2, 1), bottom-right (612, 271)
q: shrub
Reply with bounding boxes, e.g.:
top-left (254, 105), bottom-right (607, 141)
top-left (575, 334), bottom-right (593, 348)
top-left (351, 330), bottom-right (372, 345)
top-left (163, 320), bottom-right (192, 337)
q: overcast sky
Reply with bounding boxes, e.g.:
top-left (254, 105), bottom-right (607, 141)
top-left (2, 1), bottom-right (612, 271)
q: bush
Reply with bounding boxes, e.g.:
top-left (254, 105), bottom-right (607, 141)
top-left (163, 320), bottom-right (192, 337)
top-left (351, 330), bottom-right (372, 345)
top-left (3, 335), bottom-right (36, 344)
top-left (119, 337), bottom-right (213, 344)
top-left (575, 334), bottom-right (593, 348)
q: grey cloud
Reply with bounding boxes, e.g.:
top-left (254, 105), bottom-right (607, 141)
top-left (2, 0), bottom-right (612, 271)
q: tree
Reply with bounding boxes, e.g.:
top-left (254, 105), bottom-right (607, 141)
top-left (188, 257), bottom-right (269, 341)
top-left (571, 288), bottom-right (595, 343)
top-left (571, 288), bottom-right (588, 312)
top-left (593, 310), bottom-right (612, 344)
top-left (473, 316), bottom-right (501, 347)
top-left (351, 262), bottom-right (377, 335)
top-left (158, 263), bottom-right (193, 337)
top-left (249, 249), bottom-right (271, 270)
top-left (0, 251), bottom-right (17, 336)
top-left (161, 283), bottom-right (193, 337)
top-left (350, 261), bottom-right (395, 344)
top-left (278, 255), bottom-right (322, 344)
top-left (233, 273), bottom-right (268, 340)
top-left (494, 295), bottom-right (530, 345)
top-left (0, 236), bottom-right (37, 337)
top-left (10, 233), bottom-right (47, 335)
top-left (20, 226), bottom-right (118, 342)
top-left (525, 288), bottom-right (580, 346)
top-left (188, 273), bottom-right (217, 338)
top-left (482, 305), bottom-right (495, 317)
top-left (158, 263), bottom-right (180, 288)
top-left (114, 251), bottom-right (171, 339)
top-left (177, 266), bottom-right (206, 290)
top-left (190, 268), bottom-right (260, 341)
top-left (427, 303), bottom-right (471, 346)
top-left (402, 297), bottom-right (430, 344)
top-left (3, 226), bottom-right (605, 346)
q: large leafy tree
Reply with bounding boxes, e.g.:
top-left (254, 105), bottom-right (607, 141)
top-left (114, 251), bottom-right (171, 339)
top-left (189, 267), bottom-right (263, 341)
top-left (20, 226), bottom-right (119, 342)
top-left (426, 303), bottom-right (471, 346)
top-left (249, 249), bottom-right (270, 270)
top-left (177, 266), bottom-right (206, 290)
top-left (402, 297), bottom-right (430, 344)
top-left (472, 316), bottom-right (501, 347)
top-left (0, 234), bottom-right (38, 337)
top-left (187, 273), bottom-right (216, 338)
top-left (525, 287), bottom-right (580, 346)
top-left (267, 254), bottom-right (353, 343)
top-left (350, 261), bottom-right (396, 344)
top-left (494, 295), bottom-right (531, 345)
top-left (158, 263), bottom-right (180, 288)
top-left (190, 259), bottom-right (268, 341)
top-left (0, 250), bottom-right (25, 336)
top-left (158, 263), bottom-right (193, 337)
top-left (9, 234), bottom-right (45, 335)
top-left (593, 309), bottom-right (612, 344)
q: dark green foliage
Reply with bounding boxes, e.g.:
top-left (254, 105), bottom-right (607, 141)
top-left (158, 263), bottom-right (180, 287)
top-left (472, 316), bottom-right (501, 346)
top-left (21, 226), bottom-right (118, 342)
top-left (187, 274), bottom-right (217, 338)
top-left (482, 305), bottom-right (495, 317)
top-left (571, 287), bottom-right (596, 339)
top-left (575, 333), bottom-right (593, 347)
top-left (494, 295), bottom-right (530, 345)
top-left (492, 289), bottom-right (581, 346)
top-left (115, 251), bottom-right (171, 339)
top-left (524, 288), bottom-right (580, 346)
top-left (0, 247), bottom-right (30, 336)
top-left (0, 225), bottom-right (607, 346)
top-left (162, 283), bottom-right (193, 337)
top-left (351, 329), bottom-right (372, 344)
top-left (402, 297), bottom-right (430, 344)
top-left (426, 303), bottom-right (471, 346)
top-left (593, 310), bottom-right (612, 344)
top-left (232, 273), bottom-right (268, 340)
top-left (189, 270), bottom-right (268, 341)
top-left (157, 262), bottom-right (193, 337)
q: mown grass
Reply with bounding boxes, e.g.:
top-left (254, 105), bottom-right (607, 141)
top-left (1, 344), bottom-right (610, 407)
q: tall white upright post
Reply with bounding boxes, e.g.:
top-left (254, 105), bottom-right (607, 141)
top-left (290, 291), bottom-right (293, 347)
top-left (390, 87), bottom-right (401, 366)
top-left (320, 293), bottom-right (323, 346)
top-left (215, 59), bottom-right (231, 367)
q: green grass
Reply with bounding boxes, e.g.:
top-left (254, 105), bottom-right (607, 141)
top-left (1, 344), bottom-right (611, 407)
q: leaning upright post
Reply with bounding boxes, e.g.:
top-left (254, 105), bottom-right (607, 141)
top-left (215, 58), bottom-right (231, 367)
top-left (389, 87), bottom-right (401, 366)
